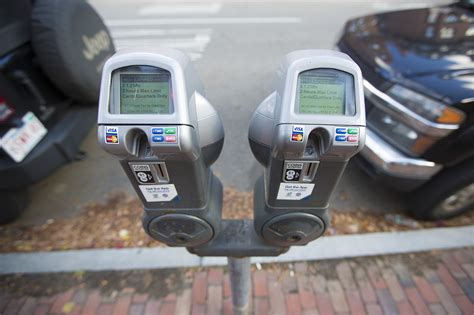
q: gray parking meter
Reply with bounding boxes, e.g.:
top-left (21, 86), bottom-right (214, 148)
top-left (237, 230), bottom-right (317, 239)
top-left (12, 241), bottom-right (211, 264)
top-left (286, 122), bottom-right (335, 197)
top-left (97, 48), bottom-right (224, 247)
top-left (249, 50), bottom-right (366, 246)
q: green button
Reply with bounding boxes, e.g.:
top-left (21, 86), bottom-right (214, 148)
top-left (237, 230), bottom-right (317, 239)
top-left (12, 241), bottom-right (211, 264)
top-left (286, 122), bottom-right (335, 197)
top-left (348, 128), bottom-right (358, 135)
top-left (165, 128), bottom-right (176, 134)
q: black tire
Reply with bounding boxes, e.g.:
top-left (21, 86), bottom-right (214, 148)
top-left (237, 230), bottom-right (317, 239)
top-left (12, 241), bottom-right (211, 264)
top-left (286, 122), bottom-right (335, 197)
top-left (0, 189), bottom-right (28, 225)
top-left (407, 159), bottom-right (474, 220)
top-left (31, 0), bottom-right (115, 102)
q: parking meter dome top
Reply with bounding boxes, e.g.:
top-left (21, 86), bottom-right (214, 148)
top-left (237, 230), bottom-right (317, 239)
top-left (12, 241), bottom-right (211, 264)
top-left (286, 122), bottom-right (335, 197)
top-left (98, 48), bottom-right (205, 126)
top-left (274, 49), bottom-right (365, 125)
top-left (249, 49), bottom-right (366, 155)
top-left (97, 48), bottom-right (224, 166)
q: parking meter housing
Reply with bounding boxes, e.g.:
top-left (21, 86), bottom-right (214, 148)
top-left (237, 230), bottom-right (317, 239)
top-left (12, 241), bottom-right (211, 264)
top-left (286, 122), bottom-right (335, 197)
top-left (98, 49), bottom-right (224, 247)
top-left (249, 50), bottom-right (366, 246)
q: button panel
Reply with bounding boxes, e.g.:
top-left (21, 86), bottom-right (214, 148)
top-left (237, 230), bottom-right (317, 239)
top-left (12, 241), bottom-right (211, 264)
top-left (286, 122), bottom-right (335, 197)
top-left (348, 128), bottom-right (358, 135)
top-left (165, 127), bottom-right (176, 134)
top-left (347, 135), bottom-right (358, 142)
top-left (151, 128), bottom-right (163, 135)
top-left (333, 127), bottom-right (359, 145)
top-left (152, 136), bottom-right (164, 142)
top-left (165, 135), bottom-right (177, 142)
top-left (151, 126), bottom-right (178, 143)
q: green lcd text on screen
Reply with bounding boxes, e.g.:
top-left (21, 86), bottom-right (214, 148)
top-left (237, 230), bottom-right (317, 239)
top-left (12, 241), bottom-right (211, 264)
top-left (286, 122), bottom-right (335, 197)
top-left (298, 75), bottom-right (345, 115)
top-left (120, 74), bottom-right (170, 114)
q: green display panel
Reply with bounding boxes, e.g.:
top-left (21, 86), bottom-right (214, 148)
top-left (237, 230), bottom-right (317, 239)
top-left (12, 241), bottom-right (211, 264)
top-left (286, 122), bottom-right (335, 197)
top-left (120, 74), bottom-right (170, 114)
top-left (298, 75), bottom-right (345, 115)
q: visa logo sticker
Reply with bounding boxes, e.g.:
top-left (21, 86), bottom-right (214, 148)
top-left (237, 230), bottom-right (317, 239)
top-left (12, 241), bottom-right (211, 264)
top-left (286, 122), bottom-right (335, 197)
top-left (106, 126), bottom-right (118, 134)
top-left (291, 125), bottom-right (304, 142)
top-left (105, 126), bottom-right (119, 144)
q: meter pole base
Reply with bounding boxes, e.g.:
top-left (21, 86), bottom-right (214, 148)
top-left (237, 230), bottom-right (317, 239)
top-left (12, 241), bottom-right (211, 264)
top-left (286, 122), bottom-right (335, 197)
top-left (187, 220), bottom-right (288, 257)
top-left (228, 257), bottom-right (251, 315)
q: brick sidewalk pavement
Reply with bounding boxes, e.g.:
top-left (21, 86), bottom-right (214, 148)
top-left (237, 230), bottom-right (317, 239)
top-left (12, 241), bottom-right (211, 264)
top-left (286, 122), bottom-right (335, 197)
top-left (0, 248), bottom-right (473, 315)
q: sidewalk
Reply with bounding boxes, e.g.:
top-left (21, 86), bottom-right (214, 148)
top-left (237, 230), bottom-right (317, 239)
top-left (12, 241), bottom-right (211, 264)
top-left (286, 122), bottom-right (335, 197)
top-left (1, 249), bottom-right (473, 315)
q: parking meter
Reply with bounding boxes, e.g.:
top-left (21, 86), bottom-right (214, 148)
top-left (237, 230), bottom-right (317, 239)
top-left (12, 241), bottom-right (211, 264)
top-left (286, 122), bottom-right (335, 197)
top-left (98, 48), bottom-right (224, 247)
top-left (249, 50), bottom-right (366, 246)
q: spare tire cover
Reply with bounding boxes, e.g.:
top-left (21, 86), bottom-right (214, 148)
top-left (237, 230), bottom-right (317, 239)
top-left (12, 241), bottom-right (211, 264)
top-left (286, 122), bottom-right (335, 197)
top-left (31, 0), bottom-right (115, 102)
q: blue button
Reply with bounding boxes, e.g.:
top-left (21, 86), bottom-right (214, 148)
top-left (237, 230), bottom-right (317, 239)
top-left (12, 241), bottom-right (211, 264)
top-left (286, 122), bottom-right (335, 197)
top-left (152, 136), bottom-right (164, 142)
top-left (152, 128), bottom-right (163, 134)
top-left (335, 135), bottom-right (347, 142)
top-left (336, 128), bottom-right (347, 134)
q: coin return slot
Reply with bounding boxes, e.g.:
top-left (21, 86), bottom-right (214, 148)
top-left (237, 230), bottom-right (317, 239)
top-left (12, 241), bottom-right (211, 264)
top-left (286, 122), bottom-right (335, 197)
top-left (155, 163), bottom-right (170, 183)
top-left (287, 235), bottom-right (302, 242)
top-left (174, 235), bottom-right (188, 243)
top-left (302, 162), bottom-right (319, 182)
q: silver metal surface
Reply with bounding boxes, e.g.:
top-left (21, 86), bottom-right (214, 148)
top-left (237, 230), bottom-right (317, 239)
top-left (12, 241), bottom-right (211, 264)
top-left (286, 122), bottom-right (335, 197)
top-left (363, 80), bottom-right (458, 137)
top-left (361, 129), bottom-right (442, 179)
top-left (227, 257), bottom-right (251, 315)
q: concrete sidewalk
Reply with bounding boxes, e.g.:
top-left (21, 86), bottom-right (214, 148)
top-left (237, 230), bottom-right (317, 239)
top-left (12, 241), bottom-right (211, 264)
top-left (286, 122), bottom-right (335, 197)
top-left (1, 248), bottom-right (473, 315)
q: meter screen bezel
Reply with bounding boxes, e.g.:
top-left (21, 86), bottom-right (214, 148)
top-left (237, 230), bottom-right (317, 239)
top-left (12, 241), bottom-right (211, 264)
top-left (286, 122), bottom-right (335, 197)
top-left (295, 68), bottom-right (356, 117)
top-left (109, 66), bottom-right (174, 115)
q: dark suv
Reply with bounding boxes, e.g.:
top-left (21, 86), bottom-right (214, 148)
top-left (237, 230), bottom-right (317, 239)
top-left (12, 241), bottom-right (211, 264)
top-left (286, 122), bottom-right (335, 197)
top-left (0, 0), bottom-right (115, 223)
top-left (337, 1), bottom-right (473, 220)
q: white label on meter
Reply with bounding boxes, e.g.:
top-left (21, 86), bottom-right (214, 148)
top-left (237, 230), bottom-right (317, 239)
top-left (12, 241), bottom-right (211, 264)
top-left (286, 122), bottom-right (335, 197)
top-left (139, 184), bottom-right (178, 202)
top-left (277, 183), bottom-right (315, 200)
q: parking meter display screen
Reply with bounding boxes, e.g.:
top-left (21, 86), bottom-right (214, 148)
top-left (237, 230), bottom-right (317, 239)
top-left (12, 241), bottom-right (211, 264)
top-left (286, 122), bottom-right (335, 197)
top-left (120, 74), bottom-right (171, 114)
top-left (297, 69), bottom-right (355, 116)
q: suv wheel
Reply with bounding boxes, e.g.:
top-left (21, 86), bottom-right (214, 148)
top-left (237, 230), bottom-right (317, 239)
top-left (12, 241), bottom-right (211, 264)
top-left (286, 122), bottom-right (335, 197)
top-left (0, 189), bottom-right (28, 224)
top-left (408, 159), bottom-right (474, 220)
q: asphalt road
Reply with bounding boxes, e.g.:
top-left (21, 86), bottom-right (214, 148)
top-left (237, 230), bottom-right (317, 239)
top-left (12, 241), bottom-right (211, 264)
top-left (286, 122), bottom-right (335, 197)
top-left (18, 0), bottom-right (451, 224)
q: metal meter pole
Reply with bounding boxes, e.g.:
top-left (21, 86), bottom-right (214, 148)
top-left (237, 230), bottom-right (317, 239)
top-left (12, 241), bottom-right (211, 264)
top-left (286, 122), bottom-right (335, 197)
top-left (227, 257), bottom-right (251, 315)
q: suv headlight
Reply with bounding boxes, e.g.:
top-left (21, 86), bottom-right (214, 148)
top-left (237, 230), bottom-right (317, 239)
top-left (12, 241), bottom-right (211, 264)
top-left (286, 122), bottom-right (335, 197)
top-left (368, 108), bottom-right (436, 156)
top-left (387, 84), bottom-right (465, 124)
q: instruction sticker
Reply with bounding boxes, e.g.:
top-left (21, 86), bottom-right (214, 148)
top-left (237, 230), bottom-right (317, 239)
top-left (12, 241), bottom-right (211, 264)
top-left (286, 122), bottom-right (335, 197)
top-left (139, 184), bottom-right (178, 202)
top-left (277, 183), bottom-right (315, 200)
top-left (283, 161), bottom-right (304, 182)
top-left (131, 164), bottom-right (155, 184)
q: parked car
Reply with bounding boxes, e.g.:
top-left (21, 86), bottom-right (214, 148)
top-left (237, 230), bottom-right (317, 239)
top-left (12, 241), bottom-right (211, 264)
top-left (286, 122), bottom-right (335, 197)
top-left (0, 0), bottom-right (115, 224)
top-left (336, 0), bottom-right (474, 220)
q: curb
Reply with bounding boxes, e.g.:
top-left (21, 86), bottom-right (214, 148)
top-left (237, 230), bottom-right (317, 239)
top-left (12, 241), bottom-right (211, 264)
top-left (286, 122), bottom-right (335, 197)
top-left (1, 225), bottom-right (473, 274)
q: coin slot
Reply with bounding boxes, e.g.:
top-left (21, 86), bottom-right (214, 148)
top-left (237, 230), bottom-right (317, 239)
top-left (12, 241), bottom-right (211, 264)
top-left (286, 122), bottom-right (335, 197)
top-left (155, 163), bottom-right (170, 183)
top-left (302, 161), bottom-right (319, 182)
